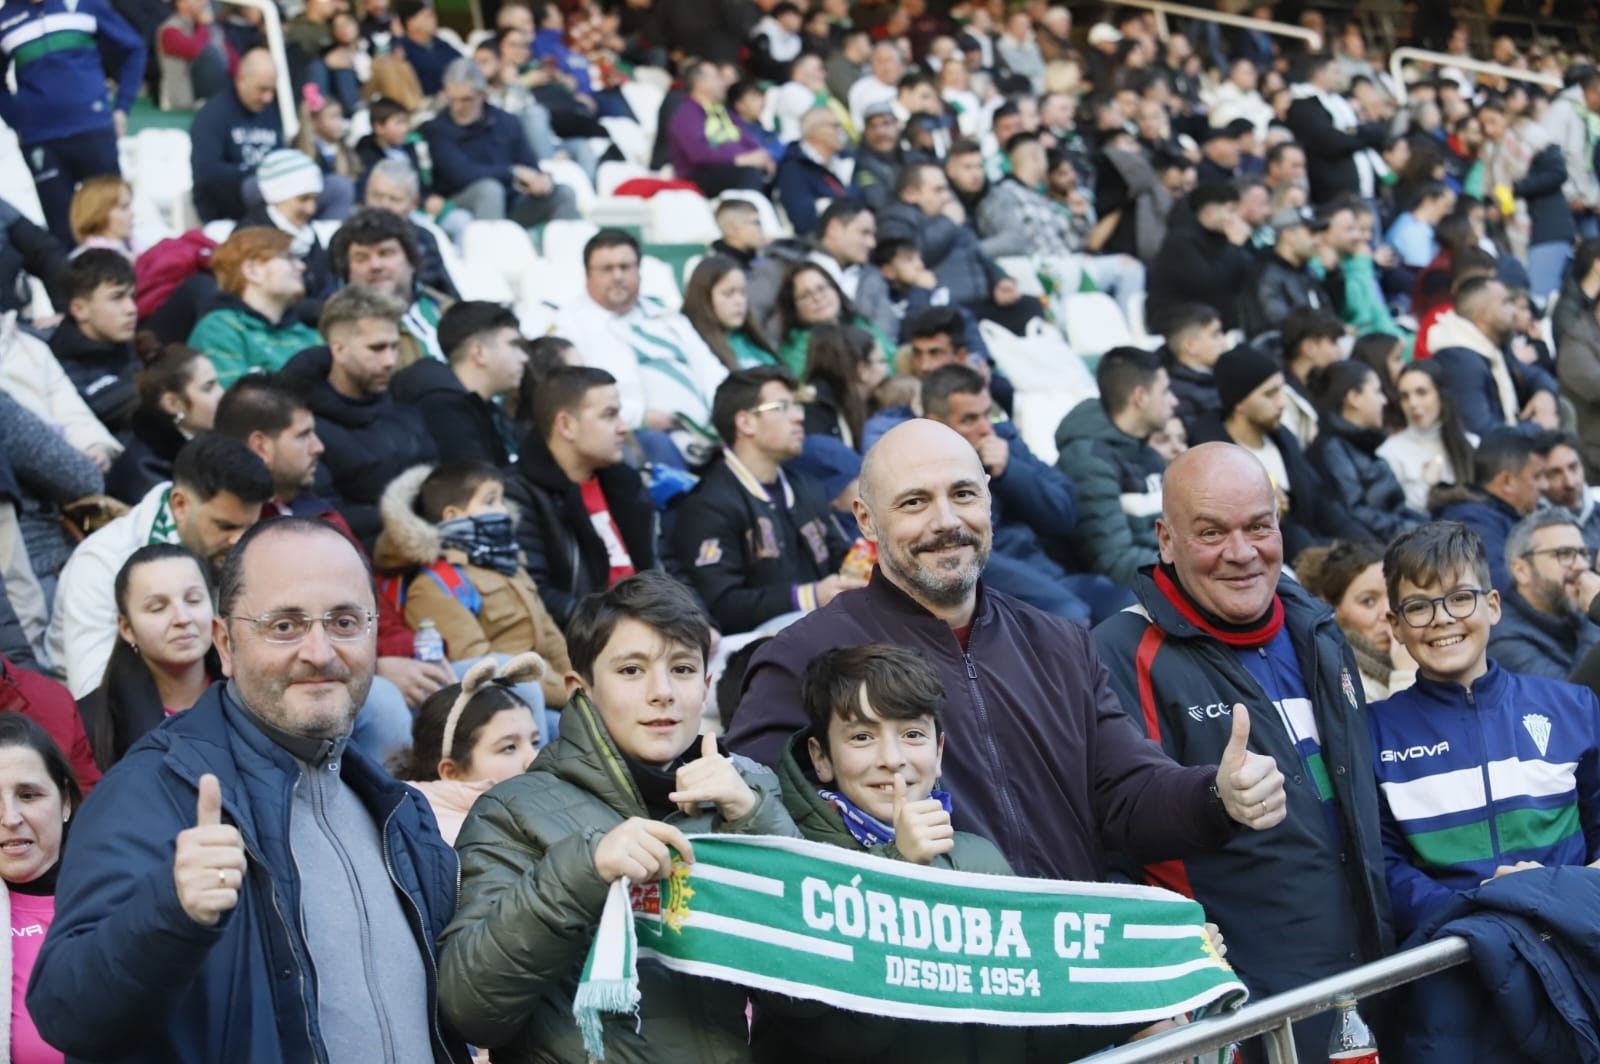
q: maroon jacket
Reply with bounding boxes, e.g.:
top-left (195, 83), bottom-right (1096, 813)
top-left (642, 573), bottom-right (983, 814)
top-left (726, 569), bottom-right (1235, 880)
top-left (1, 656), bottom-right (101, 797)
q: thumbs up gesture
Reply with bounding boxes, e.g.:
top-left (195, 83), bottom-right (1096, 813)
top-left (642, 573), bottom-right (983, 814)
top-left (669, 732), bottom-right (757, 823)
top-left (891, 772), bottom-right (955, 865)
top-left (1215, 705), bottom-right (1287, 831)
top-left (173, 774), bottom-right (248, 927)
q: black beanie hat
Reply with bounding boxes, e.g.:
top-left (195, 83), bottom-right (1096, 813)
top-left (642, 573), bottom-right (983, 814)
top-left (1216, 343), bottom-right (1282, 416)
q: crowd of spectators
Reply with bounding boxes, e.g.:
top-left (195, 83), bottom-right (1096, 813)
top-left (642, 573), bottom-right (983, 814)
top-left (2, 0), bottom-right (1600, 1060)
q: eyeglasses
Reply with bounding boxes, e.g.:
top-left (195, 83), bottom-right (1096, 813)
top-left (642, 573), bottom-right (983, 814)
top-left (750, 399), bottom-right (797, 416)
top-left (1521, 546), bottom-right (1591, 568)
top-left (229, 608), bottom-right (377, 645)
top-left (794, 286), bottom-right (833, 303)
top-left (1395, 588), bottom-right (1486, 629)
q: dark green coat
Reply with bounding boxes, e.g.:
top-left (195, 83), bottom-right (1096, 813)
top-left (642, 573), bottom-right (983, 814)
top-left (436, 694), bottom-right (801, 1063)
top-left (1053, 397), bottom-right (1164, 587)
top-left (751, 731), bottom-right (1133, 1064)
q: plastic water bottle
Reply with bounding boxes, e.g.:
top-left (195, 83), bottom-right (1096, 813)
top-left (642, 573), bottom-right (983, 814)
top-left (413, 620), bottom-right (447, 665)
top-left (1327, 994), bottom-right (1379, 1063)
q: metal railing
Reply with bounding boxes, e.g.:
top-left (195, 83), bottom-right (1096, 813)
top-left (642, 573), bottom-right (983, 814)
top-left (1082, 0), bottom-right (1323, 53)
top-left (1388, 48), bottom-right (1562, 94)
top-left (1085, 936), bottom-right (1470, 1064)
top-left (225, 0), bottom-right (300, 140)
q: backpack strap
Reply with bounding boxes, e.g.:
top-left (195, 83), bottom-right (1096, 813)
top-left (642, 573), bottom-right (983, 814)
top-left (424, 560), bottom-right (482, 616)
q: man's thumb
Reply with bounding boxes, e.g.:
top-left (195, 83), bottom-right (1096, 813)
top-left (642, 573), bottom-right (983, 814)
top-left (892, 772), bottom-right (908, 818)
top-left (196, 773), bottom-right (223, 828)
top-left (1225, 704), bottom-right (1251, 762)
top-left (701, 730), bottom-right (719, 760)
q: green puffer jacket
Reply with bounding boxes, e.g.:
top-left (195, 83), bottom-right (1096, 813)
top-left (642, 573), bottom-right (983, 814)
top-left (436, 693), bottom-right (801, 1063)
top-left (750, 731), bottom-right (1134, 1064)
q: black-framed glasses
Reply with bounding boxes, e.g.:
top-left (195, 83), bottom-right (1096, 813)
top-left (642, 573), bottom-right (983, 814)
top-left (228, 609), bottom-right (377, 645)
top-left (1395, 589), bottom-right (1487, 629)
top-left (1521, 546), bottom-right (1592, 568)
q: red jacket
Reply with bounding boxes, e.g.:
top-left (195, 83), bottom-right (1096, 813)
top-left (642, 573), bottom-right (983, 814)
top-left (134, 231), bottom-right (216, 321)
top-left (0, 657), bottom-right (101, 796)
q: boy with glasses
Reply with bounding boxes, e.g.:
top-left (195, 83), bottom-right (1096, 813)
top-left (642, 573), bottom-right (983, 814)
top-left (1487, 509), bottom-right (1600, 679)
top-left (1372, 520), bottom-right (1600, 939)
top-left (669, 367), bottom-right (861, 634)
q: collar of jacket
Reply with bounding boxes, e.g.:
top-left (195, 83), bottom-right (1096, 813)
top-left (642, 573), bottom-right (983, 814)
top-left (1319, 409), bottom-right (1387, 454)
top-left (722, 451), bottom-right (795, 508)
top-left (537, 688), bottom-right (649, 817)
top-left (861, 563), bottom-right (994, 632)
top-left (1140, 563), bottom-right (1288, 648)
top-left (1402, 659), bottom-right (1509, 710)
top-left (1501, 586), bottom-right (1588, 644)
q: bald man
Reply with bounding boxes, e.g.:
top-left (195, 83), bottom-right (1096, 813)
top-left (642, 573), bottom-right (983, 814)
top-left (191, 49), bottom-right (286, 222)
top-left (727, 421), bottom-right (1287, 884)
top-left (1092, 442), bottom-right (1394, 1061)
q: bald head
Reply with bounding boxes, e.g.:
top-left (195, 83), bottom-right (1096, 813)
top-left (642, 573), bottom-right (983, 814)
top-left (1158, 442), bottom-right (1283, 624)
top-left (1161, 442), bottom-right (1274, 524)
top-left (860, 419), bottom-right (985, 511)
top-left (235, 49), bottom-right (278, 113)
top-left (856, 419), bottom-right (992, 617)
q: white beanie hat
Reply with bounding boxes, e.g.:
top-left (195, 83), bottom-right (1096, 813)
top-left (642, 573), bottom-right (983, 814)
top-left (256, 149), bottom-right (324, 204)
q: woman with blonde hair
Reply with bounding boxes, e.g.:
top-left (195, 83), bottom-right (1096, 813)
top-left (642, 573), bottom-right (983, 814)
top-left (68, 176), bottom-right (135, 258)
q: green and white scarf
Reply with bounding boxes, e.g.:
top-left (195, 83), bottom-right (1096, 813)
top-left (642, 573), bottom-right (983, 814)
top-left (146, 488), bottom-right (180, 546)
top-left (574, 835), bottom-right (1246, 1060)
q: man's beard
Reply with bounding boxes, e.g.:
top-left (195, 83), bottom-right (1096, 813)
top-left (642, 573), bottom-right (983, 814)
top-left (885, 528), bottom-right (991, 607)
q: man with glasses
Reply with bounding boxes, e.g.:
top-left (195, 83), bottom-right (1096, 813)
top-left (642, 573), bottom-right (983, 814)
top-left (552, 228), bottom-right (728, 465)
top-left (1092, 442), bottom-right (1394, 1061)
top-left (1487, 509), bottom-right (1600, 679)
top-left (31, 516), bottom-right (468, 1063)
top-left (669, 367), bottom-right (859, 634)
top-left (774, 107), bottom-right (855, 236)
top-left (1373, 520), bottom-right (1600, 947)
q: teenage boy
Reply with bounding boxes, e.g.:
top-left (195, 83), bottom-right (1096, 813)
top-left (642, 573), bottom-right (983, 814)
top-left (436, 571), bottom-right (800, 1062)
top-left (49, 249), bottom-right (140, 435)
top-left (1372, 520), bottom-right (1600, 940)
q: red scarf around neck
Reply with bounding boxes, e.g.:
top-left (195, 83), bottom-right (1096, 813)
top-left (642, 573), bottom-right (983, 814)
top-left (1153, 566), bottom-right (1285, 649)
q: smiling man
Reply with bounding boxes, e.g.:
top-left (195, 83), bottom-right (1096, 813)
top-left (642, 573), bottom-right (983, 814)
top-left (1093, 441), bottom-right (1395, 1061)
top-left (31, 517), bottom-right (468, 1063)
top-left (728, 420), bottom-right (1281, 885)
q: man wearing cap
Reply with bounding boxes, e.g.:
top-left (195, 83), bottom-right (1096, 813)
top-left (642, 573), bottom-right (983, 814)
top-left (1195, 344), bottom-right (1335, 560)
top-left (850, 101), bottom-right (905, 213)
top-left (241, 150), bottom-right (339, 301)
top-left (1195, 123), bottom-right (1247, 188)
top-left (1240, 206), bottom-right (1339, 338)
top-left (1148, 183), bottom-right (1257, 332)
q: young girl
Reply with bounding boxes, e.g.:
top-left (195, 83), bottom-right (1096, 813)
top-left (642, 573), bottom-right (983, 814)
top-left (399, 653), bottom-right (545, 845)
top-left (1376, 360), bottom-right (1478, 513)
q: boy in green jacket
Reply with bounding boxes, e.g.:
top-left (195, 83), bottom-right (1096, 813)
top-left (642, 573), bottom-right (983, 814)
top-left (436, 571), bottom-right (800, 1064)
top-left (752, 644), bottom-right (1136, 1063)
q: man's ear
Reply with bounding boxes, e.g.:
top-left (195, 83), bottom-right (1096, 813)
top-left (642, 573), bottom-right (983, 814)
top-left (852, 495), bottom-right (878, 545)
top-left (213, 615), bottom-right (235, 678)
top-left (67, 296), bottom-right (88, 325)
top-left (563, 670), bottom-right (585, 698)
top-left (1155, 515), bottom-right (1174, 564)
top-left (807, 734), bottom-right (835, 784)
top-left (169, 485), bottom-right (191, 526)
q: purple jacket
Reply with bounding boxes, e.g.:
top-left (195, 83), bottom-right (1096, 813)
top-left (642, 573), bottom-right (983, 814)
top-left (725, 569), bottom-right (1236, 879)
top-left (666, 95), bottom-right (763, 178)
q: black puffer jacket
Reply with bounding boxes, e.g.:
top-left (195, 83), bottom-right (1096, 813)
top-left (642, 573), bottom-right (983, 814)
top-left (391, 358), bottom-right (518, 467)
top-left (1239, 252), bottom-right (1338, 339)
top-left (1308, 411), bottom-right (1426, 543)
top-left (1147, 208), bottom-right (1256, 331)
top-left (281, 345), bottom-right (439, 545)
top-left (105, 406), bottom-right (186, 504)
top-left (504, 431), bottom-right (658, 627)
top-left (48, 318), bottom-right (139, 436)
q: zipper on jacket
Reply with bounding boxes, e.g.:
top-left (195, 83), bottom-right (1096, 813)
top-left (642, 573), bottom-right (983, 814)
top-left (245, 833), bottom-right (327, 1064)
top-left (962, 650), bottom-right (1026, 862)
top-left (1467, 685), bottom-right (1503, 863)
top-left (382, 800), bottom-right (457, 1062)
